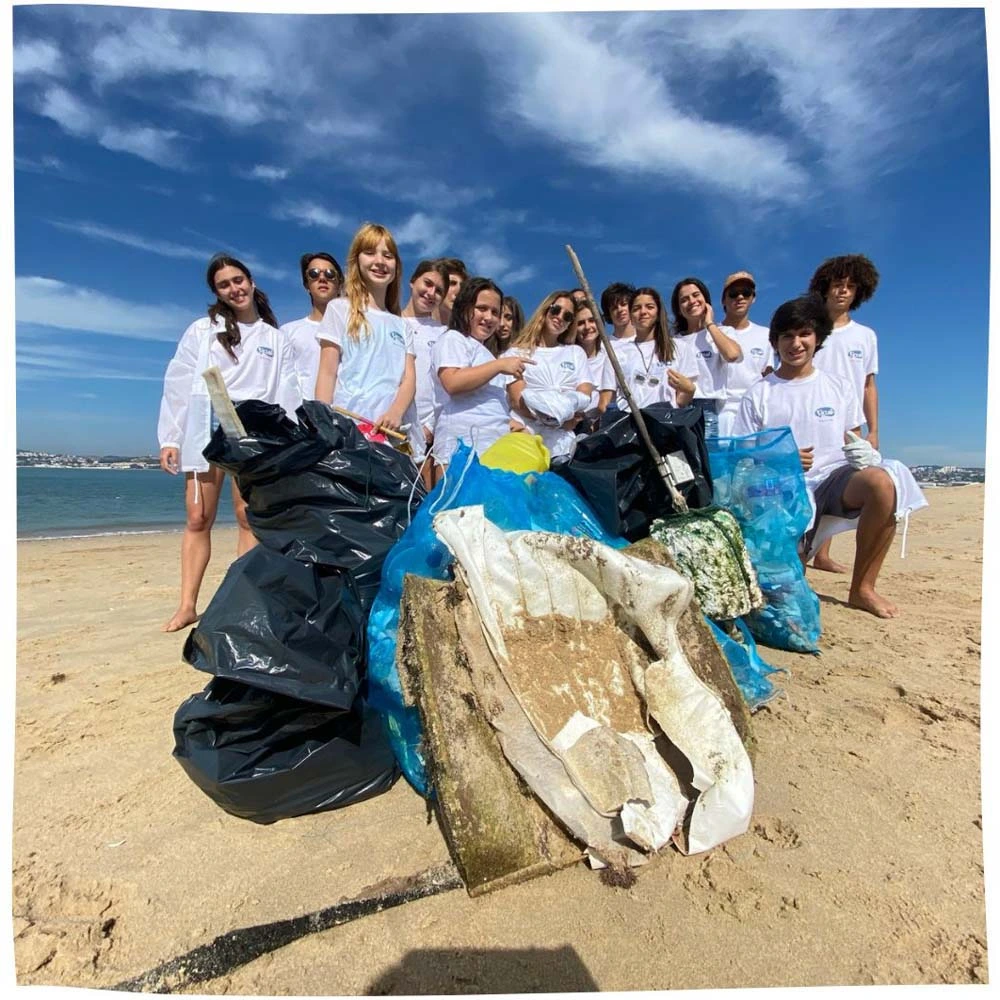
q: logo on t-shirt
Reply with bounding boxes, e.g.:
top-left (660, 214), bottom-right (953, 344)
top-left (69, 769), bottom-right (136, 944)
top-left (750, 347), bottom-right (764, 358)
top-left (848, 349), bottom-right (864, 360)
top-left (560, 361), bottom-right (575, 371)
top-left (699, 349), bottom-right (713, 360)
top-left (814, 406), bottom-right (836, 419)
top-left (256, 346), bottom-right (274, 358)
top-left (389, 329), bottom-right (405, 346)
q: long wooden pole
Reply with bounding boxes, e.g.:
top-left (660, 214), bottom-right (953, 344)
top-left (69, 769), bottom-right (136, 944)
top-left (565, 245), bottom-right (688, 513)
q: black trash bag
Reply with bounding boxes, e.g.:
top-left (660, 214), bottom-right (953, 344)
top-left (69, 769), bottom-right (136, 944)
top-left (172, 677), bottom-right (400, 824)
top-left (555, 403), bottom-right (714, 541)
top-left (183, 545), bottom-right (364, 710)
top-left (204, 399), bottom-right (424, 611)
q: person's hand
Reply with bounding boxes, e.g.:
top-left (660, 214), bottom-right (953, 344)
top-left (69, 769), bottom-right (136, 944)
top-left (843, 430), bottom-right (879, 470)
top-left (703, 302), bottom-right (715, 328)
top-left (798, 446), bottom-right (814, 471)
top-left (497, 355), bottom-right (536, 378)
top-left (160, 447), bottom-right (180, 475)
top-left (561, 412), bottom-right (584, 431)
top-left (373, 407), bottom-right (404, 432)
top-left (422, 425), bottom-right (434, 446)
top-left (667, 369), bottom-right (695, 394)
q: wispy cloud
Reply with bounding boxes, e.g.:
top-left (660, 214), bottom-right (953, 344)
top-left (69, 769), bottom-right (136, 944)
top-left (392, 212), bottom-right (456, 258)
top-left (16, 277), bottom-right (192, 342)
top-left (48, 220), bottom-right (288, 280)
top-left (245, 164), bottom-right (290, 182)
top-left (17, 343), bottom-right (164, 383)
top-left (272, 201), bottom-right (344, 231)
top-left (35, 85), bottom-right (185, 169)
top-left (466, 245), bottom-right (536, 287)
top-left (14, 39), bottom-right (63, 77)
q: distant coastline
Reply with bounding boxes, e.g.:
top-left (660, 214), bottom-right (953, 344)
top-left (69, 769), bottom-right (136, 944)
top-left (17, 450), bottom-right (159, 470)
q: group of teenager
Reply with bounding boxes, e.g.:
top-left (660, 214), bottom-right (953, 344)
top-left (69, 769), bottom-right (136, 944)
top-left (158, 220), bottom-right (906, 633)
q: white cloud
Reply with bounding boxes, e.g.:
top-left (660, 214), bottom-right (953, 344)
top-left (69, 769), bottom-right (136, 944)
top-left (247, 164), bottom-right (290, 182)
top-left (48, 220), bottom-right (209, 262)
top-left (466, 244), bottom-right (535, 286)
top-left (392, 212), bottom-right (455, 258)
top-left (98, 124), bottom-right (183, 169)
top-left (15, 277), bottom-right (192, 342)
top-left (305, 115), bottom-right (383, 142)
top-left (500, 266), bottom-right (537, 286)
top-left (37, 86), bottom-right (95, 136)
top-left (14, 39), bottom-right (63, 78)
top-left (272, 201), bottom-right (344, 231)
top-left (17, 345), bottom-right (163, 383)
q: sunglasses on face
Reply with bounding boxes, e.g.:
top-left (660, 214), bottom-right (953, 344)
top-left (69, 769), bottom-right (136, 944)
top-left (307, 268), bottom-right (340, 282)
top-left (727, 286), bottom-right (754, 299)
top-left (548, 304), bottom-right (574, 324)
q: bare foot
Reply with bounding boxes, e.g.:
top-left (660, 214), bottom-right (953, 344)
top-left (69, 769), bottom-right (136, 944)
top-left (811, 555), bottom-right (850, 574)
top-left (162, 609), bottom-right (199, 632)
top-left (848, 588), bottom-right (899, 619)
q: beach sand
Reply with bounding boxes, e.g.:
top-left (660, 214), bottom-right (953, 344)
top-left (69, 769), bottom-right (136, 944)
top-left (14, 485), bottom-right (987, 992)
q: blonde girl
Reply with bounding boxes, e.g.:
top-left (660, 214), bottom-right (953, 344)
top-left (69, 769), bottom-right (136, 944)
top-left (314, 223), bottom-right (416, 437)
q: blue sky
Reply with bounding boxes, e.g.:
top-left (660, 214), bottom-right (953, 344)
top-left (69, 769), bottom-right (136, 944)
top-left (12, 4), bottom-right (990, 465)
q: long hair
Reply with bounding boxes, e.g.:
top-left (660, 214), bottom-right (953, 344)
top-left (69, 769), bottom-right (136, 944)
top-left (450, 277), bottom-right (505, 354)
top-left (670, 276), bottom-right (712, 334)
top-left (344, 223), bottom-right (403, 340)
top-left (512, 290), bottom-right (576, 353)
top-left (808, 254), bottom-right (880, 310)
top-left (566, 297), bottom-right (603, 356)
top-left (206, 254), bottom-right (277, 363)
top-left (490, 295), bottom-right (523, 356)
top-left (631, 286), bottom-right (674, 363)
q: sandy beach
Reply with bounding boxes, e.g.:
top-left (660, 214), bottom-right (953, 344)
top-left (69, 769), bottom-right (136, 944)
top-left (14, 484), bottom-right (987, 992)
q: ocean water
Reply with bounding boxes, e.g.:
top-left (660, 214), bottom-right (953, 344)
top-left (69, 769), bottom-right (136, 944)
top-left (17, 467), bottom-right (238, 539)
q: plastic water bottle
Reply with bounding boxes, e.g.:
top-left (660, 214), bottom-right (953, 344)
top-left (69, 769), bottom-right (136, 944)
top-left (745, 475), bottom-right (782, 520)
top-left (703, 405), bottom-right (720, 438)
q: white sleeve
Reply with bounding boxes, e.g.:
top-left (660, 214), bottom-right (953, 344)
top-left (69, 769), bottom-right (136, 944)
top-left (403, 321), bottom-right (416, 358)
top-left (675, 338), bottom-right (700, 379)
top-left (317, 298), bottom-right (347, 347)
top-left (868, 329), bottom-right (879, 376)
top-left (600, 353), bottom-right (617, 392)
top-left (274, 332), bottom-right (303, 424)
top-left (157, 320), bottom-right (201, 450)
top-left (732, 389), bottom-right (763, 437)
top-left (435, 330), bottom-right (472, 372)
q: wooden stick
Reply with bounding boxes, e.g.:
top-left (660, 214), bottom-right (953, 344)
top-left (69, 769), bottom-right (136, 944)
top-left (332, 405), bottom-right (408, 442)
top-left (201, 367), bottom-right (246, 438)
top-left (565, 244), bottom-right (688, 514)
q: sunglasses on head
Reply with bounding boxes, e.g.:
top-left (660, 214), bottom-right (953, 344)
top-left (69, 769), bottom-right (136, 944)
top-left (307, 267), bottom-right (340, 282)
top-left (547, 303), bottom-right (574, 324)
top-left (727, 286), bottom-right (754, 299)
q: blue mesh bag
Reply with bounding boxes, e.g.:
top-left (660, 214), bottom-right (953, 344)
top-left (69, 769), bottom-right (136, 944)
top-left (366, 444), bottom-right (627, 796)
top-left (707, 428), bottom-right (821, 654)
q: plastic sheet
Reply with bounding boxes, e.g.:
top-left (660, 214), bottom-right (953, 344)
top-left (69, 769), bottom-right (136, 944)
top-left (366, 444), bottom-right (626, 796)
top-left (707, 428), bottom-right (821, 653)
top-left (553, 403), bottom-right (714, 541)
top-left (706, 617), bottom-right (783, 711)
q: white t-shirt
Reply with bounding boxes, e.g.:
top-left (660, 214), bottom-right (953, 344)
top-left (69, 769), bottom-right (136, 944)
top-left (280, 316), bottom-right (322, 401)
top-left (583, 350), bottom-right (616, 411)
top-left (503, 343), bottom-right (591, 459)
top-left (675, 327), bottom-right (731, 401)
top-left (812, 319), bottom-right (879, 410)
top-left (317, 297), bottom-right (415, 424)
top-left (158, 316), bottom-right (302, 471)
top-left (733, 368), bottom-right (864, 490)
top-left (613, 337), bottom-right (700, 411)
top-left (432, 329), bottom-right (510, 464)
top-left (404, 314), bottom-right (449, 432)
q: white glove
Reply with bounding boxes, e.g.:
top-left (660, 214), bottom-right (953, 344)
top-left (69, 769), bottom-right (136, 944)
top-left (843, 430), bottom-right (881, 470)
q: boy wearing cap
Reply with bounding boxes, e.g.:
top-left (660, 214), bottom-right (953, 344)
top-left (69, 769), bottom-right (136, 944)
top-left (717, 270), bottom-right (773, 436)
top-left (281, 252), bottom-right (344, 400)
top-left (806, 254), bottom-right (881, 573)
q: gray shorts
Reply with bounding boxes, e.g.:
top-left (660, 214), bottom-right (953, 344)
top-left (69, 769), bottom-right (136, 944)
top-left (803, 464), bottom-right (861, 551)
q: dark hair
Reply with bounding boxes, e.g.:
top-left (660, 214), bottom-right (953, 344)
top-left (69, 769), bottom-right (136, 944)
top-left (494, 295), bottom-right (524, 354)
top-left (670, 277), bottom-right (713, 333)
top-left (299, 251), bottom-right (343, 288)
top-left (630, 286), bottom-right (674, 363)
top-left (436, 257), bottom-right (468, 281)
top-left (566, 297), bottom-right (603, 354)
top-left (768, 293), bottom-right (833, 350)
top-left (450, 276), bottom-right (504, 340)
top-left (808, 254), bottom-right (880, 310)
top-left (600, 282), bottom-right (636, 324)
top-left (206, 255), bottom-right (278, 363)
top-left (409, 258), bottom-right (451, 289)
